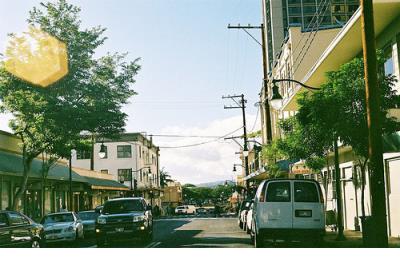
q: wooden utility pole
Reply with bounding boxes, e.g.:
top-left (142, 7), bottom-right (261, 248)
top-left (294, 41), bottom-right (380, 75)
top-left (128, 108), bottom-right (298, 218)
top-left (360, 0), bottom-right (388, 247)
top-left (223, 94), bottom-right (250, 191)
top-left (227, 24), bottom-right (273, 144)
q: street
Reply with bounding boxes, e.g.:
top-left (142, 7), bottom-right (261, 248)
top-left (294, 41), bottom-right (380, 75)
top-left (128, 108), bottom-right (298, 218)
top-left (47, 217), bottom-right (253, 248)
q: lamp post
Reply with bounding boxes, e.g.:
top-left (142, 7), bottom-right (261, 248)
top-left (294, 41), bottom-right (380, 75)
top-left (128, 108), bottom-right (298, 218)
top-left (270, 78), bottom-right (345, 240)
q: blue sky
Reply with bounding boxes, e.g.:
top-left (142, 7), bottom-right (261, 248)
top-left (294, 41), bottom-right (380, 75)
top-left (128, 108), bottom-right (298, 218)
top-left (0, 0), bottom-right (263, 184)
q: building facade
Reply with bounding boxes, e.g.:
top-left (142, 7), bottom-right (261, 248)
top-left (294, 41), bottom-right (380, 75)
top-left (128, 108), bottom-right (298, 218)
top-left (262, 0), bottom-right (359, 72)
top-left (261, 1), bottom-right (400, 237)
top-left (71, 133), bottom-right (162, 207)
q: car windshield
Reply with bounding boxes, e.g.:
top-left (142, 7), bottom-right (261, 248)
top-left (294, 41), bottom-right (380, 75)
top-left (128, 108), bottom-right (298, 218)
top-left (78, 211), bottom-right (99, 221)
top-left (102, 200), bottom-right (144, 214)
top-left (42, 213), bottom-right (74, 224)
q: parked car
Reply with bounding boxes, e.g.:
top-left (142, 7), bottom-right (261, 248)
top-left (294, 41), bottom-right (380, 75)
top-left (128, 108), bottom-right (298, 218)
top-left (0, 210), bottom-right (45, 248)
top-left (94, 205), bottom-right (103, 214)
top-left (196, 207), bottom-right (208, 216)
top-left (251, 179), bottom-right (325, 247)
top-left (238, 200), bottom-right (251, 229)
top-left (78, 210), bottom-right (100, 238)
top-left (41, 212), bottom-right (84, 244)
top-left (175, 205), bottom-right (196, 215)
top-left (95, 197), bottom-right (153, 247)
top-left (245, 201), bottom-right (254, 234)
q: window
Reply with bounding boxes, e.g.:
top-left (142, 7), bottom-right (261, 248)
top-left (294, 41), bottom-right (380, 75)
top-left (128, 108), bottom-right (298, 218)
top-left (266, 182), bottom-right (291, 202)
top-left (384, 45), bottom-right (394, 75)
top-left (8, 212), bottom-right (29, 226)
top-left (118, 169), bottom-right (132, 182)
top-left (102, 199), bottom-right (144, 214)
top-left (100, 169), bottom-right (109, 174)
top-left (117, 145), bottom-right (132, 158)
top-left (76, 149), bottom-right (91, 160)
top-left (0, 213), bottom-right (8, 227)
top-left (294, 182), bottom-right (319, 202)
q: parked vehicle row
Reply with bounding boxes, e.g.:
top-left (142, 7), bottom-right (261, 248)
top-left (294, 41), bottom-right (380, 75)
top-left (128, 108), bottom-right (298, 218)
top-left (238, 179), bottom-right (326, 248)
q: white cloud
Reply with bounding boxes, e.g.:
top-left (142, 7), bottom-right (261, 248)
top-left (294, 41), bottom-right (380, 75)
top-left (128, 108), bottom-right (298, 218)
top-left (154, 114), bottom-right (260, 185)
top-left (0, 113), bottom-right (13, 133)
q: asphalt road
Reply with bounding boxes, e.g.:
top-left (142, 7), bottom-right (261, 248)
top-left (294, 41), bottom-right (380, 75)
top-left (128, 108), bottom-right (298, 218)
top-left (46, 217), bottom-right (253, 248)
top-left (46, 217), bottom-right (324, 248)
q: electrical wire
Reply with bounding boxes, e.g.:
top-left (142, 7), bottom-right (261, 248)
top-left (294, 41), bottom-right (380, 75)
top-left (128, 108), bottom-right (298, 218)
top-left (293, 0), bottom-right (332, 74)
top-left (249, 105), bottom-right (260, 132)
top-left (158, 126), bottom-right (244, 149)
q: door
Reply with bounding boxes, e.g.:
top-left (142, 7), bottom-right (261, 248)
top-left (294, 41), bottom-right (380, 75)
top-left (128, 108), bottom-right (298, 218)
top-left (0, 213), bottom-right (11, 247)
top-left (388, 159), bottom-right (400, 237)
top-left (292, 181), bottom-right (324, 229)
top-left (343, 180), bottom-right (358, 230)
top-left (7, 212), bottom-right (33, 248)
top-left (258, 181), bottom-right (292, 229)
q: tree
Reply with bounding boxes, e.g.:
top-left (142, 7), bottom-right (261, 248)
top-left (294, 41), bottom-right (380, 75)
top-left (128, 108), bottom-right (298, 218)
top-left (316, 54), bottom-right (399, 219)
top-left (292, 52), bottom-right (399, 240)
top-left (159, 167), bottom-right (171, 188)
top-left (0, 0), bottom-right (140, 210)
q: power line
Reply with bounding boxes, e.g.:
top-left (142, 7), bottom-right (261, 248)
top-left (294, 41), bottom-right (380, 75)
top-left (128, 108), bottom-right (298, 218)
top-left (293, 0), bottom-right (331, 73)
top-left (157, 126), bottom-right (244, 149)
top-left (249, 105), bottom-right (260, 132)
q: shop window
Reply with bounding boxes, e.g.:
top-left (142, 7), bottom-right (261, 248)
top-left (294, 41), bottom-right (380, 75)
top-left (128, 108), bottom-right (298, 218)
top-left (118, 169), bottom-right (132, 182)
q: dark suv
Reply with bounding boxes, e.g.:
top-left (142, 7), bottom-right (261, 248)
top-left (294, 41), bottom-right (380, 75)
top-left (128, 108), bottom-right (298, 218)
top-left (95, 197), bottom-right (153, 247)
top-left (0, 210), bottom-right (45, 248)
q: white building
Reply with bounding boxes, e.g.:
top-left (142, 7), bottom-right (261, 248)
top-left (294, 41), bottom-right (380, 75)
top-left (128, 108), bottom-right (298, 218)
top-left (71, 133), bottom-right (161, 206)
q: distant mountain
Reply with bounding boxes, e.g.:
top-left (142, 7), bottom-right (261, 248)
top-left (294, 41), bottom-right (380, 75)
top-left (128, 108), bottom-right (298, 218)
top-left (196, 180), bottom-right (235, 188)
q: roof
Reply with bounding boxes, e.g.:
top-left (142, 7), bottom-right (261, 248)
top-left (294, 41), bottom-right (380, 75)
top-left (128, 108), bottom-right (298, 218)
top-left (0, 150), bottom-right (129, 191)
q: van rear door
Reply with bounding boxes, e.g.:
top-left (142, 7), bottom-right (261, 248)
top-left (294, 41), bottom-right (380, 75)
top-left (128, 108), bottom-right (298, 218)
top-left (292, 181), bottom-right (324, 229)
top-left (258, 181), bottom-right (292, 229)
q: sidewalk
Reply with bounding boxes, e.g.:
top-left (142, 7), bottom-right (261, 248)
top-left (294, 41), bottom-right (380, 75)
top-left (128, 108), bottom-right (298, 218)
top-left (323, 230), bottom-right (400, 248)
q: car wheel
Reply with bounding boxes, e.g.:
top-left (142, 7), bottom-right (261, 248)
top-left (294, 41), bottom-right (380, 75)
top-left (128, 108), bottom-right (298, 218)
top-left (31, 239), bottom-right (41, 248)
top-left (239, 220), bottom-right (243, 229)
top-left (243, 222), bottom-right (247, 231)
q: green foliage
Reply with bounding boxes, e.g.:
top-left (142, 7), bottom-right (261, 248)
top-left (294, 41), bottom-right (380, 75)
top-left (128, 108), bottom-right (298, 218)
top-left (159, 167), bottom-right (171, 188)
top-left (182, 184), bottom-right (235, 206)
top-left (247, 130), bottom-right (261, 138)
top-left (0, 0), bottom-right (140, 209)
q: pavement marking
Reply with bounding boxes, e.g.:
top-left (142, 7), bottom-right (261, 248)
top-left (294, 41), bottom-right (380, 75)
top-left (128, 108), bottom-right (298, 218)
top-left (87, 245), bottom-right (97, 248)
top-left (145, 241), bottom-right (157, 248)
top-left (151, 242), bottom-right (161, 248)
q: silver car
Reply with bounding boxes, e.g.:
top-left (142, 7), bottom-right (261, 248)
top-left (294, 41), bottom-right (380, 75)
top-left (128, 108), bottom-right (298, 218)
top-left (41, 212), bottom-right (84, 243)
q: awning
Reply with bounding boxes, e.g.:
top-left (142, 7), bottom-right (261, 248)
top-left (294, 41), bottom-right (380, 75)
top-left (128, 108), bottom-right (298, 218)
top-left (0, 150), bottom-right (128, 191)
top-left (82, 177), bottom-right (129, 191)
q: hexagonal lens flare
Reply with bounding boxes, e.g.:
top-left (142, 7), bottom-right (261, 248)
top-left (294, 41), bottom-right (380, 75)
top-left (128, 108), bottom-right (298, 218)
top-left (4, 26), bottom-right (68, 87)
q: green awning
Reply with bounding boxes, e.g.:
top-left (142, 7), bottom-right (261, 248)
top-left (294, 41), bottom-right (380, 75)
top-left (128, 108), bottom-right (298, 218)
top-left (0, 150), bottom-right (128, 191)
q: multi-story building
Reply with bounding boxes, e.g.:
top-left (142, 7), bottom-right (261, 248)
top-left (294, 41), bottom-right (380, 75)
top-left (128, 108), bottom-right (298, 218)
top-left (262, 0), bottom-right (360, 72)
top-left (71, 133), bottom-right (161, 207)
top-left (259, 1), bottom-right (400, 237)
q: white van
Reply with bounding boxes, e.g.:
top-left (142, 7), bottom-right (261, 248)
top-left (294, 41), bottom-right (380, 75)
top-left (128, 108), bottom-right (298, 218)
top-left (251, 179), bottom-right (325, 247)
top-left (175, 205), bottom-right (196, 215)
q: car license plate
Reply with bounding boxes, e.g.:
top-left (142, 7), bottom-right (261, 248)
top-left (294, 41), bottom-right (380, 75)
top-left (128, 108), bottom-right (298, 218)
top-left (295, 210), bottom-right (312, 217)
top-left (115, 227), bottom-right (124, 232)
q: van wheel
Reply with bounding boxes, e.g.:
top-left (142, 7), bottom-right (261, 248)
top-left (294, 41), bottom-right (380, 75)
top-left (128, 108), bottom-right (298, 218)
top-left (239, 221), bottom-right (243, 229)
top-left (254, 229), bottom-right (264, 248)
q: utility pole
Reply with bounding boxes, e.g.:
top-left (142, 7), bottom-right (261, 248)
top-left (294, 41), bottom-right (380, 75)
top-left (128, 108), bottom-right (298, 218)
top-left (227, 24), bottom-right (273, 144)
top-left (360, 0), bottom-right (388, 247)
top-left (223, 94), bottom-right (250, 191)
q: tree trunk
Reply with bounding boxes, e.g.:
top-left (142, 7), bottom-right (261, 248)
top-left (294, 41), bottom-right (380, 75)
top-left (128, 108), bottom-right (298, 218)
top-left (12, 149), bottom-right (34, 211)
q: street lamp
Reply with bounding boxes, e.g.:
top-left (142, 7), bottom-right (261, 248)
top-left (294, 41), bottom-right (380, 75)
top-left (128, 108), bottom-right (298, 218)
top-left (269, 78), bottom-right (321, 109)
top-left (98, 142), bottom-right (106, 159)
top-left (233, 163), bottom-right (244, 172)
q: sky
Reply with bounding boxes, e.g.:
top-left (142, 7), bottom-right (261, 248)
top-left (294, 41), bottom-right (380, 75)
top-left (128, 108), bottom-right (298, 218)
top-left (0, 0), bottom-right (263, 184)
